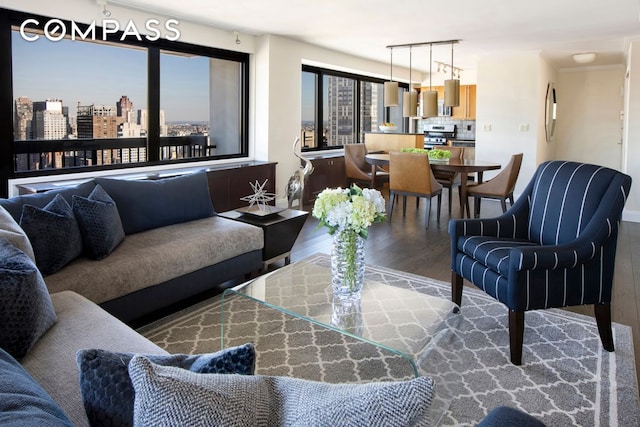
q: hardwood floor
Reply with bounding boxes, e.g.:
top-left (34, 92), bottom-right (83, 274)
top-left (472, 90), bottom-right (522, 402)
top-left (287, 189), bottom-right (640, 385)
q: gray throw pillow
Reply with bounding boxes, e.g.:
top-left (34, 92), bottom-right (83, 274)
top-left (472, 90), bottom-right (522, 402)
top-left (0, 205), bottom-right (35, 262)
top-left (77, 343), bottom-right (256, 427)
top-left (129, 355), bottom-right (435, 427)
top-left (19, 193), bottom-right (83, 275)
top-left (0, 347), bottom-right (73, 426)
top-left (72, 184), bottom-right (125, 260)
top-left (0, 238), bottom-right (57, 360)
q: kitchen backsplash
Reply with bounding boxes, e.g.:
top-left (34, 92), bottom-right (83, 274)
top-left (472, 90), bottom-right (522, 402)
top-left (417, 118), bottom-right (476, 140)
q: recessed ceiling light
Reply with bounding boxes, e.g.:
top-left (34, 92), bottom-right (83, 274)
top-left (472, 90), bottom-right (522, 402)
top-left (572, 53), bottom-right (597, 64)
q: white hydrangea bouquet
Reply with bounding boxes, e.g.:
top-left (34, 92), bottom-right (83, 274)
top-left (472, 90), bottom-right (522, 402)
top-left (312, 184), bottom-right (386, 296)
top-left (312, 184), bottom-right (386, 238)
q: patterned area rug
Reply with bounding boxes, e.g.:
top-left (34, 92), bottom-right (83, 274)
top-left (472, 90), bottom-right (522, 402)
top-left (138, 254), bottom-right (640, 426)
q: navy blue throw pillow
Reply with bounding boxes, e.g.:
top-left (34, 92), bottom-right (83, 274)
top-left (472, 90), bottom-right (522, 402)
top-left (72, 184), bottom-right (125, 260)
top-left (0, 347), bottom-right (73, 426)
top-left (94, 172), bottom-right (215, 235)
top-left (0, 239), bottom-right (57, 360)
top-left (19, 194), bottom-right (83, 276)
top-left (76, 343), bottom-right (255, 427)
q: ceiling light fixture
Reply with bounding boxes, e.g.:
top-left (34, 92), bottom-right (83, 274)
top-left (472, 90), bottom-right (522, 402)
top-left (572, 52), bottom-right (596, 64)
top-left (384, 47), bottom-right (399, 107)
top-left (421, 43), bottom-right (438, 118)
top-left (444, 41), bottom-right (460, 107)
top-left (233, 31), bottom-right (241, 45)
top-left (402, 46), bottom-right (418, 117)
top-left (96, 0), bottom-right (112, 17)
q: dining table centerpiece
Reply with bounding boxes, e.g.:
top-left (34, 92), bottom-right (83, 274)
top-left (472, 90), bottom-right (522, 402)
top-left (312, 184), bottom-right (386, 298)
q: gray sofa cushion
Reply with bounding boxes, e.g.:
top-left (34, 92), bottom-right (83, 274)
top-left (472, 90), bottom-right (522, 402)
top-left (0, 347), bottom-right (73, 427)
top-left (72, 184), bottom-right (125, 260)
top-left (22, 291), bottom-right (166, 427)
top-left (20, 194), bottom-right (83, 275)
top-left (0, 239), bottom-right (57, 360)
top-left (129, 356), bottom-right (436, 427)
top-left (44, 216), bottom-right (263, 304)
top-left (0, 180), bottom-right (95, 222)
top-left (77, 344), bottom-right (256, 427)
top-left (95, 172), bottom-right (215, 235)
top-left (0, 205), bottom-right (35, 262)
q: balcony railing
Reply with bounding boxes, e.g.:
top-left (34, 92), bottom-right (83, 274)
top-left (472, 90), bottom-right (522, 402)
top-left (12, 135), bottom-right (214, 173)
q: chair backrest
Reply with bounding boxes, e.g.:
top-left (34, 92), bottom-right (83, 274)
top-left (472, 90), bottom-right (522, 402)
top-left (389, 151), bottom-right (442, 195)
top-left (438, 146), bottom-right (464, 160)
top-left (468, 153), bottom-right (523, 196)
top-left (344, 144), bottom-right (369, 180)
top-left (527, 161), bottom-right (632, 245)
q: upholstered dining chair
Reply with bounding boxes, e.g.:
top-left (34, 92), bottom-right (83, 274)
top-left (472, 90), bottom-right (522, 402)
top-left (465, 153), bottom-right (523, 217)
top-left (432, 146), bottom-right (465, 215)
top-left (449, 160), bottom-right (632, 365)
top-left (388, 151), bottom-right (442, 229)
top-left (344, 143), bottom-right (389, 188)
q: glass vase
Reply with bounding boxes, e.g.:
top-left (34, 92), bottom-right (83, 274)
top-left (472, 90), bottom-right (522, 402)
top-left (330, 294), bottom-right (364, 335)
top-left (331, 228), bottom-right (365, 297)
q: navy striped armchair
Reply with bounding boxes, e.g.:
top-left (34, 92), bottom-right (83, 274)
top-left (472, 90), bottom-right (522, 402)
top-left (449, 161), bottom-right (632, 365)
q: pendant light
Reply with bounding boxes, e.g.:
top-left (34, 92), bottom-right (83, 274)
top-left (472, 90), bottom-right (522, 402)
top-left (421, 43), bottom-right (438, 117)
top-left (402, 46), bottom-right (418, 117)
top-left (384, 47), bottom-right (399, 107)
top-left (444, 41), bottom-right (460, 107)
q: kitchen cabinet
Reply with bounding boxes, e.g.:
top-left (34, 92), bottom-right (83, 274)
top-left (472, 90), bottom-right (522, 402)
top-left (452, 85), bottom-right (476, 119)
top-left (303, 154), bottom-right (347, 206)
top-left (423, 85), bottom-right (476, 119)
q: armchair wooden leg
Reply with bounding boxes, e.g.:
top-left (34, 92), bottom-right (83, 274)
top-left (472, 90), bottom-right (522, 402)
top-left (402, 196), bottom-right (407, 217)
top-left (500, 199), bottom-right (507, 213)
top-left (451, 272), bottom-right (463, 307)
top-left (509, 310), bottom-right (524, 365)
top-left (595, 303), bottom-right (615, 352)
top-left (436, 194), bottom-right (442, 223)
top-left (424, 197), bottom-right (432, 229)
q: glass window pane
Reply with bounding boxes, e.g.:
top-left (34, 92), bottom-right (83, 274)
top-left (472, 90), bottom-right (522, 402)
top-left (12, 30), bottom-right (147, 171)
top-left (323, 75), bottom-right (355, 146)
top-left (359, 81), bottom-right (384, 142)
top-left (301, 71), bottom-right (317, 149)
top-left (160, 52), bottom-right (242, 160)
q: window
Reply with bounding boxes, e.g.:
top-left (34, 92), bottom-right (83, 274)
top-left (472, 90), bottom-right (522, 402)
top-left (1, 7), bottom-right (249, 186)
top-left (301, 65), bottom-right (407, 151)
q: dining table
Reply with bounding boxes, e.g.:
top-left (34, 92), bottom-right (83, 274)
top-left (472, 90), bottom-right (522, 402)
top-left (364, 153), bottom-right (501, 218)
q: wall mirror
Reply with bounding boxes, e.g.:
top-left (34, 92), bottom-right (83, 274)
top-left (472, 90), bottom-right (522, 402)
top-left (545, 83), bottom-right (557, 142)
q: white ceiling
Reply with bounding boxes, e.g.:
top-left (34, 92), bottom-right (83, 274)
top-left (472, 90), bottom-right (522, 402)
top-left (109, 0), bottom-right (640, 73)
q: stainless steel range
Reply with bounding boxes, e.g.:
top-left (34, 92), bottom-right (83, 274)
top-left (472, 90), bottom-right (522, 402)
top-left (424, 124), bottom-right (457, 149)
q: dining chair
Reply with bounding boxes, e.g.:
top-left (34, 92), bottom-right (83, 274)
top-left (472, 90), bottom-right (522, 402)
top-left (431, 146), bottom-right (465, 215)
top-left (465, 153), bottom-right (523, 217)
top-left (344, 144), bottom-right (389, 188)
top-left (388, 151), bottom-right (442, 229)
top-left (449, 160), bottom-right (632, 364)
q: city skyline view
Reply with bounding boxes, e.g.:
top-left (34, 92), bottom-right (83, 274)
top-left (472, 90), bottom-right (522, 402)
top-left (12, 30), bottom-right (209, 122)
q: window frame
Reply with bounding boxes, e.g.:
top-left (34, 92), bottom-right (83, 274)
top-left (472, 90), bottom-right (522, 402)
top-left (0, 7), bottom-right (250, 197)
top-left (301, 64), bottom-right (408, 152)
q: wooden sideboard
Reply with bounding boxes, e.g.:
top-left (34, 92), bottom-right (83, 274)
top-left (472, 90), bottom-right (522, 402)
top-left (302, 153), bottom-right (347, 206)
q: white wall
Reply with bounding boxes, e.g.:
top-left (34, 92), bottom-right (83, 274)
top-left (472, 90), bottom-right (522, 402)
top-left (556, 66), bottom-right (624, 169)
top-left (475, 52), bottom-right (556, 196)
top-left (623, 41), bottom-right (640, 221)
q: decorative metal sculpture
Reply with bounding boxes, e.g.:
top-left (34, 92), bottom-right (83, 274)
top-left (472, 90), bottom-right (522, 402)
top-left (240, 179), bottom-right (276, 211)
top-left (285, 137), bottom-right (314, 209)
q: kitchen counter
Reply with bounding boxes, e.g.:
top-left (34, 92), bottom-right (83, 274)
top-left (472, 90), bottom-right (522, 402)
top-left (364, 132), bottom-right (424, 152)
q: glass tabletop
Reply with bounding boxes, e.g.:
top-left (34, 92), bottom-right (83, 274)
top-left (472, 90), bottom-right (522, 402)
top-left (221, 259), bottom-right (459, 377)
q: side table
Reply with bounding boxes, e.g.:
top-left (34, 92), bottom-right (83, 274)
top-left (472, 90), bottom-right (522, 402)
top-left (218, 208), bottom-right (308, 270)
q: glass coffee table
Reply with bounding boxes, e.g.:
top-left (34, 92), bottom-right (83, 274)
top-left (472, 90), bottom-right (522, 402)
top-left (221, 258), bottom-right (460, 378)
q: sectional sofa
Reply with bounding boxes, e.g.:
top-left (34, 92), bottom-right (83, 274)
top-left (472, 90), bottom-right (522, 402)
top-left (0, 171), bottom-right (264, 323)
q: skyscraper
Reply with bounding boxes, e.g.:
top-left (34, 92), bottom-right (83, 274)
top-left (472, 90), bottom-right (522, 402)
top-left (14, 96), bottom-right (32, 141)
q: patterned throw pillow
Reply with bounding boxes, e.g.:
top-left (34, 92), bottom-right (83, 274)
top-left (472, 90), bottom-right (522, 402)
top-left (0, 238), bottom-right (57, 360)
top-left (129, 355), bottom-right (435, 427)
top-left (72, 184), bottom-right (125, 260)
top-left (19, 193), bottom-right (82, 275)
top-left (0, 347), bottom-right (73, 426)
top-left (76, 343), bottom-right (256, 427)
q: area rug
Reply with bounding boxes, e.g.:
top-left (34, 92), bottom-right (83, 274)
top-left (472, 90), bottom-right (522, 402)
top-left (138, 253), bottom-right (640, 426)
